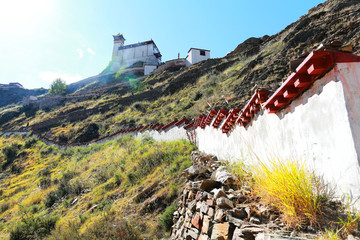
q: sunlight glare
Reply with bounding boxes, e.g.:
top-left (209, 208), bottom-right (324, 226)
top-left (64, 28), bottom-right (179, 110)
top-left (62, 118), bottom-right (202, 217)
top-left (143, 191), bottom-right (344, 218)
top-left (0, 0), bottom-right (55, 34)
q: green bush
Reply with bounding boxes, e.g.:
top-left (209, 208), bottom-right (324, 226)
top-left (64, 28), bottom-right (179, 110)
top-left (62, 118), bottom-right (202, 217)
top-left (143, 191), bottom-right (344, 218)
top-left (39, 176), bottom-right (51, 189)
top-left (10, 215), bottom-right (58, 240)
top-left (0, 202), bottom-right (10, 213)
top-left (44, 191), bottom-right (58, 208)
top-left (126, 172), bottom-right (137, 184)
top-left (24, 138), bottom-right (37, 149)
top-left (159, 204), bottom-right (177, 230)
top-left (40, 146), bottom-right (53, 157)
top-left (2, 143), bottom-right (19, 161)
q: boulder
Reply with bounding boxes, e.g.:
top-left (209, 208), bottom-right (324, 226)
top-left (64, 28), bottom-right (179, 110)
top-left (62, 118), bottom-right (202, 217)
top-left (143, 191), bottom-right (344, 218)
top-left (200, 179), bottom-right (222, 192)
top-left (211, 222), bottom-right (235, 240)
top-left (216, 197), bottom-right (234, 209)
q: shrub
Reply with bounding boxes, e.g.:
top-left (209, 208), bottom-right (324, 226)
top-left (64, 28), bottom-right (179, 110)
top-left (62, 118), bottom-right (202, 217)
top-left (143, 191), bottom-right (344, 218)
top-left (127, 172), bottom-right (137, 184)
top-left (2, 143), bottom-right (19, 161)
top-left (49, 78), bottom-right (66, 95)
top-left (0, 202), bottom-right (10, 213)
top-left (252, 158), bottom-right (327, 228)
top-left (39, 176), bottom-right (51, 189)
top-left (10, 215), bottom-right (58, 240)
top-left (159, 204), bottom-right (177, 230)
top-left (44, 191), bottom-right (58, 208)
top-left (24, 138), bottom-right (37, 148)
top-left (40, 146), bottom-right (53, 157)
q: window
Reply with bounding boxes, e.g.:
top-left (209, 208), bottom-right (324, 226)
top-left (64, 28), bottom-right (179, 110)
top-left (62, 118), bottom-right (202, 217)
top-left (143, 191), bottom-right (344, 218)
top-left (200, 50), bottom-right (206, 56)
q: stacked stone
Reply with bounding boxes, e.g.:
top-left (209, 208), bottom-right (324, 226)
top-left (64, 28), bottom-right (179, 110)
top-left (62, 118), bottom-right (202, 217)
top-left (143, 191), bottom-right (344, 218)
top-left (170, 151), bottom-right (282, 240)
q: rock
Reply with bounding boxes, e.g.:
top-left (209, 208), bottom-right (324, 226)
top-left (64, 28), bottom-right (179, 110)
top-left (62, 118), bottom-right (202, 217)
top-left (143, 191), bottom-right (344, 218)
top-left (226, 215), bottom-right (244, 228)
top-left (348, 235), bottom-right (360, 240)
top-left (188, 200), bottom-right (197, 211)
top-left (200, 179), bottom-right (222, 192)
top-left (206, 199), bottom-right (216, 206)
top-left (199, 234), bottom-right (210, 240)
top-left (179, 207), bottom-right (186, 215)
top-left (201, 202), bottom-right (209, 214)
top-left (196, 191), bottom-right (204, 201)
top-left (185, 228), bottom-right (199, 240)
top-left (211, 166), bottom-right (240, 186)
top-left (228, 208), bottom-right (248, 219)
top-left (241, 226), bottom-right (264, 237)
top-left (202, 215), bottom-right (212, 235)
top-left (188, 190), bottom-right (197, 200)
top-left (211, 222), bottom-right (235, 240)
top-left (199, 155), bottom-right (211, 163)
top-left (183, 165), bottom-right (209, 180)
top-left (250, 217), bottom-right (261, 224)
top-left (245, 207), bottom-right (251, 217)
top-left (214, 209), bottom-right (226, 222)
top-left (212, 189), bottom-right (227, 199)
top-left (191, 213), bottom-right (202, 230)
top-left (196, 201), bottom-right (203, 211)
top-left (232, 227), bottom-right (245, 240)
top-left (237, 195), bottom-right (248, 204)
top-left (208, 207), bottom-right (215, 218)
top-left (216, 197), bottom-right (234, 209)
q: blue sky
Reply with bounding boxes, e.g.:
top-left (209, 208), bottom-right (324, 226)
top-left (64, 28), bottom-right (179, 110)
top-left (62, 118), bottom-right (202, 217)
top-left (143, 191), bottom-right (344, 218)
top-left (0, 0), bottom-right (325, 89)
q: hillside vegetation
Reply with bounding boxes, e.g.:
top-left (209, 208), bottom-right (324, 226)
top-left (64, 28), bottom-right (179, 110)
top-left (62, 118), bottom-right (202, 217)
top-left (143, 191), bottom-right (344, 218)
top-left (0, 133), bottom-right (195, 239)
top-left (1, 0), bottom-right (359, 145)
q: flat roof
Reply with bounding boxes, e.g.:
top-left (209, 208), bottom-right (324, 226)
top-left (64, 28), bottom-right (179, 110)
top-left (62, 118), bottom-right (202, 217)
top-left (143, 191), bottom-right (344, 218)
top-left (118, 40), bottom-right (162, 58)
top-left (188, 48), bottom-right (210, 53)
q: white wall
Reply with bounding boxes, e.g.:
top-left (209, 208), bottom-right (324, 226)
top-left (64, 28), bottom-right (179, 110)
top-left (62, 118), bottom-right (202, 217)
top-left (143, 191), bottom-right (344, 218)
top-left (197, 63), bottom-right (360, 200)
top-left (108, 43), bottom-right (160, 72)
top-left (136, 124), bottom-right (189, 142)
top-left (186, 49), bottom-right (210, 66)
top-left (144, 65), bottom-right (157, 75)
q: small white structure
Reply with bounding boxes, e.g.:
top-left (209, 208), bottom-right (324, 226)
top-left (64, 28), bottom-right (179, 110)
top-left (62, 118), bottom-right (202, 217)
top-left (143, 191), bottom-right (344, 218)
top-left (107, 33), bottom-right (162, 74)
top-left (186, 48), bottom-right (210, 67)
top-left (144, 65), bottom-right (157, 76)
top-left (22, 95), bottom-right (38, 106)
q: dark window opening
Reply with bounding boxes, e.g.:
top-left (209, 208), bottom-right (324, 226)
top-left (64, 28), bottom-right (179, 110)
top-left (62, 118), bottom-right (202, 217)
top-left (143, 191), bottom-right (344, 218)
top-left (200, 50), bottom-right (206, 56)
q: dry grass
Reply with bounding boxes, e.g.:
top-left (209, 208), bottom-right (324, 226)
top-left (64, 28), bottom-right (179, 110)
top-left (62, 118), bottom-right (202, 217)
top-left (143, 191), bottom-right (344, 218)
top-left (252, 158), bottom-right (326, 228)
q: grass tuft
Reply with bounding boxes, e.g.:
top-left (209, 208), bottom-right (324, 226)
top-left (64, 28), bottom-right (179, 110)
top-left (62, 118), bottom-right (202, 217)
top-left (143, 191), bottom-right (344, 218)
top-left (252, 158), bottom-right (326, 228)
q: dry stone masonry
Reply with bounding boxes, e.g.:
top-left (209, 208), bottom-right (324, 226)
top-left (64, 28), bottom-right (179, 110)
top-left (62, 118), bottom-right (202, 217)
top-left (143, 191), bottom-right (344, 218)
top-left (171, 152), bottom-right (318, 240)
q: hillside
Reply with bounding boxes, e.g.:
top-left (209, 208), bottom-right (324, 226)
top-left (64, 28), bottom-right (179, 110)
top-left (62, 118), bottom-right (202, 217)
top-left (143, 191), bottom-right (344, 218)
top-left (0, 0), bottom-right (360, 239)
top-left (0, 0), bottom-right (359, 145)
top-left (0, 87), bottom-right (46, 108)
top-left (0, 134), bottom-right (195, 239)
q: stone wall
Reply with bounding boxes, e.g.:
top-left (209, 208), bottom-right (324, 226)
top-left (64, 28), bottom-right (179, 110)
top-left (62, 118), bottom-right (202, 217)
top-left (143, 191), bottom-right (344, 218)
top-left (170, 152), bottom-right (314, 240)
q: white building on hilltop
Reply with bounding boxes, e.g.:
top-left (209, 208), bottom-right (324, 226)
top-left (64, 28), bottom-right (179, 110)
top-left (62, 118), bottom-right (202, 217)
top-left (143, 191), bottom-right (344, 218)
top-left (107, 33), bottom-right (162, 73)
top-left (186, 48), bottom-right (210, 67)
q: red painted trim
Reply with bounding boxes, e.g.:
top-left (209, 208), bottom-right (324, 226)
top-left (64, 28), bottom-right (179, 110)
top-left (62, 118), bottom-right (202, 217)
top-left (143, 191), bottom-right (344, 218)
top-left (235, 89), bottom-right (268, 127)
top-left (204, 110), bottom-right (218, 126)
top-left (212, 109), bottom-right (229, 129)
top-left (183, 121), bottom-right (195, 130)
top-left (162, 119), bottom-right (178, 130)
top-left (264, 50), bottom-right (360, 114)
top-left (175, 117), bottom-right (190, 126)
top-left (221, 108), bottom-right (241, 133)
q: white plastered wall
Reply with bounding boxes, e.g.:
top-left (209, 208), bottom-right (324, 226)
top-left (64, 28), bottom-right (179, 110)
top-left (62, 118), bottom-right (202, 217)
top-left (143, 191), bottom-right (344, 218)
top-left (197, 63), bottom-right (360, 200)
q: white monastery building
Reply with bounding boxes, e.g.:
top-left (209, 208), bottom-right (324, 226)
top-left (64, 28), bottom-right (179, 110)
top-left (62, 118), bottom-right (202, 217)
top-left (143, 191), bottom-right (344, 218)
top-left (105, 33), bottom-right (210, 75)
top-left (185, 48), bottom-right (210, 67)
top-left (108, 34), bottom-right (162, 73)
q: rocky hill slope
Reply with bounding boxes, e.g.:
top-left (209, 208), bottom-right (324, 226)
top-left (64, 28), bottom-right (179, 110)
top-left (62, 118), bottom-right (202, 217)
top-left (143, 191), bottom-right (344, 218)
top-left (0, 87), bottom-right (46, 108)
top-left (1, 0), bottom-right (359, 144)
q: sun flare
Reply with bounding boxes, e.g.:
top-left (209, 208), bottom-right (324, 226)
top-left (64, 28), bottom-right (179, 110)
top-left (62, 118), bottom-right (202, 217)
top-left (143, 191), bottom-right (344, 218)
top-left (0, 0), bottom-right (55, 34)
